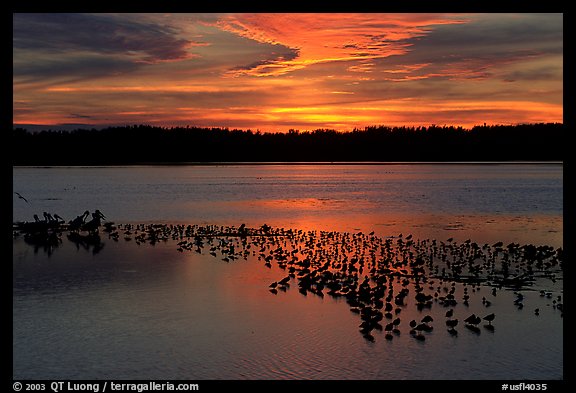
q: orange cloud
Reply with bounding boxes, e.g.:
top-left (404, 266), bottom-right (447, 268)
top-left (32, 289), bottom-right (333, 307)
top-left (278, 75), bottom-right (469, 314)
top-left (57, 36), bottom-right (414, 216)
top-left (13, 13), bottom-right (563, 132)
top-left (215, 13), bottom-right (468, 77)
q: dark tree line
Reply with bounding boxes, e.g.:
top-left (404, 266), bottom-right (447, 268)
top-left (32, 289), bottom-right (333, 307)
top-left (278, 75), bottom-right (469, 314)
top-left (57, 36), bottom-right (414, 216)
top-left (11, 123), bottom-right (564, 165)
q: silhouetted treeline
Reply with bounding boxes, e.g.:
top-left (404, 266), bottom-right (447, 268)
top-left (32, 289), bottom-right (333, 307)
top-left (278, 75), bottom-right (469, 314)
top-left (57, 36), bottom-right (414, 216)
top-left (11, 123), bottom-right (564, 164)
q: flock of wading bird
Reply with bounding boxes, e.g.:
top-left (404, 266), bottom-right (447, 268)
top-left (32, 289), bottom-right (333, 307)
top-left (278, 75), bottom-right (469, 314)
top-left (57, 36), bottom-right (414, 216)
top-left (14, 212), bottom-right (563, 343)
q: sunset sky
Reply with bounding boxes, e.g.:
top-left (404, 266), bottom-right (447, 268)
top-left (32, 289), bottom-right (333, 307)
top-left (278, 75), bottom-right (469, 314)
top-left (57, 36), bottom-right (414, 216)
top-left (13, 13), bottom-right (563, 132)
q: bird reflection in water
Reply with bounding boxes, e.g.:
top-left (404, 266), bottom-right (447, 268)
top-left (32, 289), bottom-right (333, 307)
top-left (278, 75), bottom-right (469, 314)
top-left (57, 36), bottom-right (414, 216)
top-left (14, 210), bottom-right (107, 255)
top-left (67, 232), bottom-right (105, 254)
top-left (22, 229), bottom-right (62, 257)
top-left (13, 219), bottom-right (563, 344)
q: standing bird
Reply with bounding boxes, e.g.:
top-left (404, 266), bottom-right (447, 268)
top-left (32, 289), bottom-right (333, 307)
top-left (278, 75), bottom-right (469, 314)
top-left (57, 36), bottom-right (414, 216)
top-left (238, 223), bottom-right (247, 236)
top-left (421, 315), bottom-right (434, 323)
top-left (82, 211), bottom-right (105, 233)
top-left (69, 211), bottom-right (90, 231)
top-left (464, 314), bottom-right (482, 325)
top-left (14, 192), bottom-right (29, 203)
top-left (446, 319), bottom-right (459, 329)
top-left (483, 313), bottom-right (495, 325)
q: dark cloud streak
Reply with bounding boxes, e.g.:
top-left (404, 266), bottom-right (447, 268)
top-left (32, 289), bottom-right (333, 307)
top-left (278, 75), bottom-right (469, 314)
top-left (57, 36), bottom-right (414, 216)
top-left (408, 14), bottom-right (562, 52)
top-left (230, 45), bottom-right (300, 74)
top-left (13, 13), bottom-right (202, 87)
top-left (13, 13), bottom-right (196, 63)
top-left (367, 14), bottom-right (562, 86)
top-left (14, 55), bottom-right (140, 86)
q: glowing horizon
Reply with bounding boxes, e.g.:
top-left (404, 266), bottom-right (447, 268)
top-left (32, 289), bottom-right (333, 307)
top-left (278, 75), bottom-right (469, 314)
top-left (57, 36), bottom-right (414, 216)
top-left (13, 13), bottom-right (563, 132)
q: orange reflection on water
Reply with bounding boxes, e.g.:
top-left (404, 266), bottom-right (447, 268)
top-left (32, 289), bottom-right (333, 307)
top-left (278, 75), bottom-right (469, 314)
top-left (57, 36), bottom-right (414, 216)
top-left (13, 217), bottom-right (563, 379)
top-left (191, 196), bottom-right (562, 249)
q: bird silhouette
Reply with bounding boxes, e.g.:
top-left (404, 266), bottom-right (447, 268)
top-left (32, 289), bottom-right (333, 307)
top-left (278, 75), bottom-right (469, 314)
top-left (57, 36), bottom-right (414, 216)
top-left (446, 319), bottom-right (459, 329)
top-left (69, 211), bottom-right (90, 231)
top-left (483, 313), bottom-right (495, 325)
top-left (464, 314), bottom-right (481, 325)
top-left (81, 210), bottom-right (106, 233)
top-left (14, 192), bottom-right (29, 203)
top-left (421, 315), bottom-right (434, 323)
top-left (53, 214), bottom-right (65, 223)
top-left (13, 218), bottom-right (562, 345)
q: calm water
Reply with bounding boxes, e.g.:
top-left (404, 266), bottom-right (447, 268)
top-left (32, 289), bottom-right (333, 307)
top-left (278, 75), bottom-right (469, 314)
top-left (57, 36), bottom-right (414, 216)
top-left (13, 164), bottom-right (562, 246)
top-left (12, 164), bottom-right (563, 380)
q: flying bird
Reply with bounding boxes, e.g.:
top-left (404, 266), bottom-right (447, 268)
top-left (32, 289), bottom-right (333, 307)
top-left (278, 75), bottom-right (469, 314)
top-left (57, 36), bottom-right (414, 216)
top-left (14, 192), bottom-right (29, 203)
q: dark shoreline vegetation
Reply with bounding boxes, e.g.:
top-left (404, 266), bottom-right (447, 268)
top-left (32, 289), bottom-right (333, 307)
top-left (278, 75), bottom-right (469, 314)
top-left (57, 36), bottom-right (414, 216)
top-left (12, 123), bottom-right (563, 165)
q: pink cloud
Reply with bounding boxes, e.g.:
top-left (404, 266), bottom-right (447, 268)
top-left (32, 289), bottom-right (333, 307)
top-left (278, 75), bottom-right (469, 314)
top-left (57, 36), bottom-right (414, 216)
top-left (213, 13), bottom-right (469, 77)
